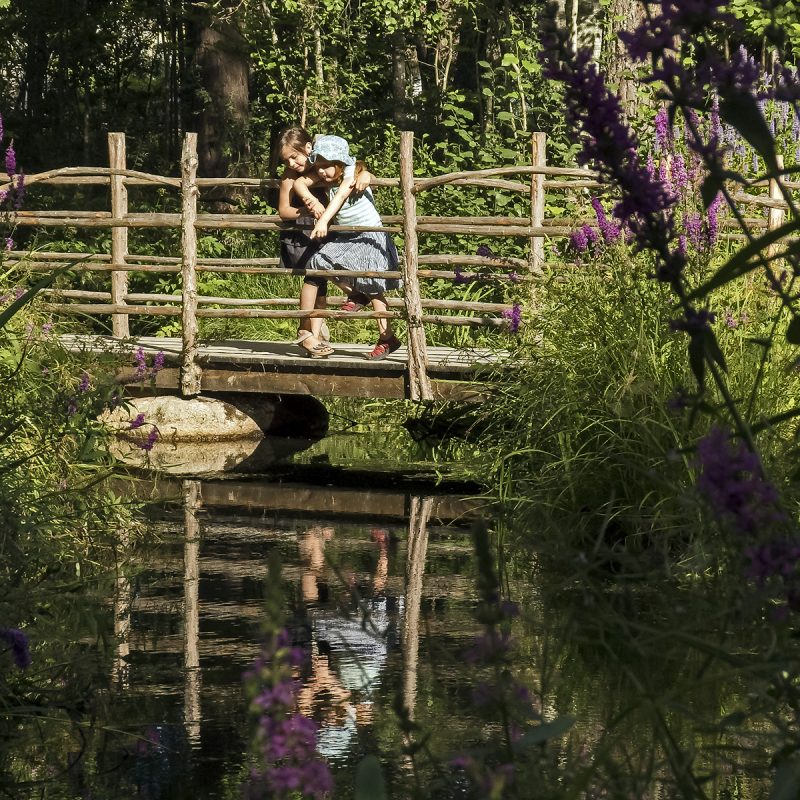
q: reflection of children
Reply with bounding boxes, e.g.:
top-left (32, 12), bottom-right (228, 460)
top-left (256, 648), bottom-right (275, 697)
top-left (275, 127), bottom-right (372, 359)
top-left (294, 524), bottom-right (398, 759)
top-left (293, 135), bottom-right (403, 361)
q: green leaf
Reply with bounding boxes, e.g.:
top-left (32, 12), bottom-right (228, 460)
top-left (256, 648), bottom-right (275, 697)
top-left (355, 755), bottom-right (387, 800)
top-left (718, 91), bottom-right (779, 173)
top-left (501, 52), bottom-right (519, 67)
top-left (703, 329), bottom-right (727, 373)
top-left (688, 334), bottom-right (706, 389)
top-left (788, 317), bottom-right (800, 345)
top-left (0, 261), bottom-right (79, 331)
top-left (687, 216), bottom-right (800, 300)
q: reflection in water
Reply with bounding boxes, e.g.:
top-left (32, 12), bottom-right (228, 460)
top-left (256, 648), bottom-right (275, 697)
top-left (183, 480), bottom-right (202, 748)
top-left (91, 477), bottom-right (476, 798)
top-left (295, 523), bottom-right (404, 759)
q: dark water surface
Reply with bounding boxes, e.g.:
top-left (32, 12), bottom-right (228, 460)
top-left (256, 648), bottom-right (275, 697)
top-left (2, 424), bottom-right (779, 799)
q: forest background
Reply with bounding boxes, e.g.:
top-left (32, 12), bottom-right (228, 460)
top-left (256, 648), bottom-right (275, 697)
top-left (2, 0), bottom-right (795, 182)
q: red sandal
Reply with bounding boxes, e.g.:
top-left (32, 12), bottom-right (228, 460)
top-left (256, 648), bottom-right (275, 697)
top-left (341, 291), bottom-right (370, 313)
top-left (364, 334), bottom-right (401, 361)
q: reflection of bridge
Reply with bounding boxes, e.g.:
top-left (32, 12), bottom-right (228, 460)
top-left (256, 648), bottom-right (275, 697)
top-left (8, 130), bottom-right (595, 400)
top-left (112, 479), bottom-right (479, 755)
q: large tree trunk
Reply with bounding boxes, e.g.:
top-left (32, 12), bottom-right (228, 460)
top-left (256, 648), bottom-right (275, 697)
top-left (191, 9), bottom-right (251, 185)
top-left (603, 0), bottom-right (645, 119)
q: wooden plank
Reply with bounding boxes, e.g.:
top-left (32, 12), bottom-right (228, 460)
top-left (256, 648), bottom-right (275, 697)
top-left (108, 132), bottom-right (130, 338)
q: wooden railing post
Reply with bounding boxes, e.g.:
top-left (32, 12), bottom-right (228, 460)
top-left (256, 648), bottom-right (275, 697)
top-left (180, 133), bottom-right (202, 398)
top-left (766, 154), bottom-right (785, 262)
top-left (399, 131), bottom-right (433, 401)
top-left (108, 132), bottom-right (129, 338)
top-left (529, 132), bottom-right (546, 280)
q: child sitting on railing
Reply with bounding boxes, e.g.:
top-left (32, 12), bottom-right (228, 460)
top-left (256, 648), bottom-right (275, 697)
top-left (293, 135), bottom-right (403, 361)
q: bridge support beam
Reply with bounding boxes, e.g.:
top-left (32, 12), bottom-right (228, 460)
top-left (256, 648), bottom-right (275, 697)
top-left (399, 132), bottom-right (433, 401)
top-left (180, 133), bottom-right (202, 397)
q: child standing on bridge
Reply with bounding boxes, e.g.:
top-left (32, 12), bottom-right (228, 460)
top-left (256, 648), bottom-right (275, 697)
top-left (276, 127), bottom-right (373, 358)
top-left (294, 135), bottom-right (402, 361)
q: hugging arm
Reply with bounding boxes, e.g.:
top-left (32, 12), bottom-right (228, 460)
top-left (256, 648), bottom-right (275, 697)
top-left (293, 175), bottom-right (327, 219)
top-left (309, 181), bottom-right (356, 239)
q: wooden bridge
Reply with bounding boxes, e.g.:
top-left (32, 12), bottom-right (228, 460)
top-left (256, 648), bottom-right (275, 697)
top-left (6, 131), bottom-right (787, 401)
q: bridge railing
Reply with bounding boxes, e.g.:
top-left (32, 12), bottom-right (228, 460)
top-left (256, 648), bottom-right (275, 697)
top-left (4, 132), bottom-right (795, 400)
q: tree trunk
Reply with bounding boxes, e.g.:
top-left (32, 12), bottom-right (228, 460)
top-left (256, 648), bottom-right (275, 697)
top-left (603, 0), bottom-right (645, 120)
top-left (191, 8), bottom-right (251, 187)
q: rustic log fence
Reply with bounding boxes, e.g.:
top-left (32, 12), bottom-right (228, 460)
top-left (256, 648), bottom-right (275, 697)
top-left (3, 131), bottom-right (797, 401)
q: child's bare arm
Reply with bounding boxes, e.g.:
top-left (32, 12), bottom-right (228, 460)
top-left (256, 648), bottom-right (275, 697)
top-left (293, 175), bottom-right (326, 219)
top-left (310, 182), bottom-right (355, 239)
top-left (277, 171), bottom-right (301, 220)
top-left (352, 162), bottom-right (372, 193)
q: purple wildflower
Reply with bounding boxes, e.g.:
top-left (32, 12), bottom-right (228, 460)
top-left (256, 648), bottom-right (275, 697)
top-left (137, 428), bottom-right (160, 452)
top-left (671, 153), bottom-right (688, 193)
top-left (502, 303), bottom-right (522, 333)
top-left (684, 213), bottom-right (704, 249)
top-left (654, 106), bottom-right (670, 152)
top-left (569, 226), bottom-right (589, 252)
top-left (695, 426), bottom-right (783, 535)
top-left (67, 398), bottom-right (78, 417)
top-left (476, 244), bottom-right (495, 258)
top-left (724, 309), bottom-right (738, 329)
top-left (0, 628), bottom-right (31, 669)
top-left (4, 237), bottom-right (12, 251)
top-left (42, 322), bottom-right (53, 333)
top-left (507, 271), bottom-right (521, 283)
top-left (666, 385), bottom-right (690, 412)
top-left (129, 413), bottom-right (146, 430)
top-left (591, 197), bottom-right (621, 243)
top-left (670, 308), bottom-right (715, 334)
top-left (150, 351), bottom-right (165, 379)
top-left (453, 266), bottom-right (471, 284)
top-left (5, 143), bottom-right (15, 175)
top-left (706, 192), bottom-right (723, 247)
top-left (745, 540), bottom-right (800, 587)
top-left (0, 113), bottom-right (4, 145)
top-left (133, 347), bottom-right (147, 380)
top-left (78, 371), bottom-right (90, 393)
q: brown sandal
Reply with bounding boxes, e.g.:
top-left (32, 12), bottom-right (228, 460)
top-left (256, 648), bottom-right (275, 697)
top-left (299, 337), bottom-right (334, 359)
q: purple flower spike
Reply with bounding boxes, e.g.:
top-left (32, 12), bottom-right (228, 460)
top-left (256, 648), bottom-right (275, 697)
top-left (78, 371), bottom-right (90, 393)
top-left (477, 244), bottom-right (495, 258)
top-left (654, 107), bottom-right (670, 152)
top-left (1, 628), bottom-right (31, 669)
top-left (695, 426), bottom-right (784, 535)
top-left (5, 143), bottom-right (15, 176)
top-left (502, 303), bottom-right (522, 333)
top-left (591, 197), bottom-right (621, 243)
top-left (129, 413), bottom-right (146, 430)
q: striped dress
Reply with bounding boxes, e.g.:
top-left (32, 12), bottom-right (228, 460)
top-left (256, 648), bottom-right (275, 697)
top-left (308, 185), bottom-right (401, 296)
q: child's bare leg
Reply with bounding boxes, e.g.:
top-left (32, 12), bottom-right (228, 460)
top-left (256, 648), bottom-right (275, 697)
top-left (370, 294), bottom-right (392, 338)
top-left (298, 279), bottom-right (327, 339)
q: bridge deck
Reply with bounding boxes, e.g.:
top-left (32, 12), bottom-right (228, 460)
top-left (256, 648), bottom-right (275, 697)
top-left (61, 334), bottom-right (504, 400)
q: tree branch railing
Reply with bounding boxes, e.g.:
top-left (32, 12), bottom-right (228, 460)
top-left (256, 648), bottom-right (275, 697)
top-left (4, 131), bottom-right (792, 401)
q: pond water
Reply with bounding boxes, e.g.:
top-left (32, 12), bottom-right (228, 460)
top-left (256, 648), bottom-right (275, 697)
top-left (2, 423), bottom-right (782, 799)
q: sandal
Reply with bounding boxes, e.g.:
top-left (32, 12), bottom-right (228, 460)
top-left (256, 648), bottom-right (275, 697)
top-left (341, 291), bottom-right (370, 313)
top-left (364, 334), bottom-right (401, 361)
top-left (299, 337), bottom-right (334, 359)
top-left (293, 323), bottom-right (331, 344)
